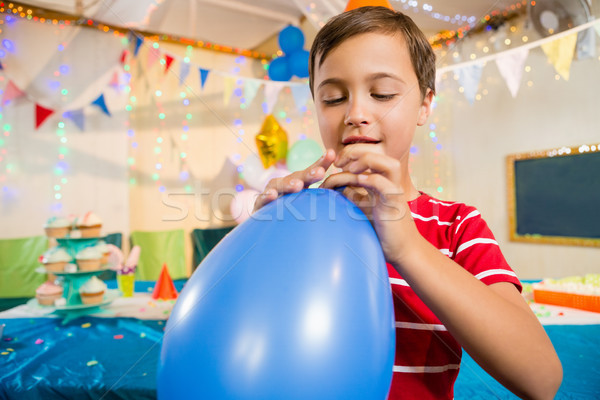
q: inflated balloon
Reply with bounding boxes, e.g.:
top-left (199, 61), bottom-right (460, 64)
top-left (278, 25), bottom-right (305, 54)
top-left (286, 138), bottom-right (323, 172)
top-left (255, 114), bottom-right (288, 169)
top-left (268, 56), bottom-right (292, 82)
top-left (158, 189), bottom-right (395, 400)
top-left (288, 49), bottom-right (310, 78)
top-left (229, 189), bottom-right (260, 224)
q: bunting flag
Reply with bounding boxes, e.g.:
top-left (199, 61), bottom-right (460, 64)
top-left (133, 35), bottom-right (144, 57)
top-left (495, 48), bottom-right (529, 98)
top-left (541, 33), bottom-right (577, 80)
top-left (344, 0), bottom-right (392, 12)
top-left (290, 84), bottom-right (312, 111)
top-left (147, 47), bottom-right (161, 68)
top-left (2, 80), bottom-right (25, 105)
top-left (263, 82), bottom-right (284, 114)
top-left (35, 103), bottom-right (54, 129)
top-left (108, 71), bottom-right (120, 91)
top-left (63, 109), bottom-right (85, 131)
top-left (91, 94), bottom-right (111, 116)
top-left (120, 50), bottom-right (128, 65)
top-left (576, 28), bottom-right (596, 60)
top-left (199, 68), bottom-right (210, 89)
top-left (243, 79), bottom-right (262, 107)
top-left (222, 76), bottom-right (236, 106)
top-left (164, 55), bottom-right (175, 74)
top-left (178, 62), bottom-right (191, 86)
top-left (457, 63), bottom-right (484, 104)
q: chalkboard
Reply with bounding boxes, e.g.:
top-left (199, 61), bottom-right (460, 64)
top-left (507, 146), bottom-right (600, 247)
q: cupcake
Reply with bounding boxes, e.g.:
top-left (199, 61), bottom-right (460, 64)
top-left (36, 281), bottom-right (64, 306)
top-left (41, 246), bottom-right (72, 272)
top-left (95, 241), bottom-right (110, 265)
top-left (76, 212), bottom-right (102, 238)
top-left (79, 276), bottom-right (107, 305)
top-left (75, 246), bottom-right (103, 271)
top-left (44, 216), bottom-right (71, 238)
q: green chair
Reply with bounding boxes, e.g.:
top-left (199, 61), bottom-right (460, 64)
top-left (0, 236), bottom-right (48, 310)
top-left (191, 226), bottom-right (235, 272)
top-left (130, 229), bottom-right (187, 281)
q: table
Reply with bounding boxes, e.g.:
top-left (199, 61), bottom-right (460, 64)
top-left (1, 281), bottom-right (599, 399)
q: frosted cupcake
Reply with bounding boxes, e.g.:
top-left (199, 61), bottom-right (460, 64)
top-left (95, 241), bottom-right (110, 265)
top-left (41, 246), bottom-right (72, 272)
top-left (36, 281), bottom-right (64, 306)
top-left (79, 276), bottom-right (107, 305)
top-left (76, 212), bottom-right (102, 238)
top-left (75, 246), bottom-right (103, 271)
top-left (44, 216), bottom-right (71, 238)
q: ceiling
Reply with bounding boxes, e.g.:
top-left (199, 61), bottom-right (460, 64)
top-left (17, 0), bottom-right (597, 51)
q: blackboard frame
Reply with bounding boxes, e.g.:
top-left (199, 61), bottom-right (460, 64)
top-left (506, 144), bottom-right (600, 247)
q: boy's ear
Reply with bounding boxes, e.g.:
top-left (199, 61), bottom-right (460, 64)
top-left (417, 89), bottom-right (434, 126)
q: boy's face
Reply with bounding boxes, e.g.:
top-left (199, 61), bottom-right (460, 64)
top-left (312, 32), bottom-right (432, 167)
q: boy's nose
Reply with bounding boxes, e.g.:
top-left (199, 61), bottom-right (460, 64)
top-left (344, 101), bottom-right (370, 126)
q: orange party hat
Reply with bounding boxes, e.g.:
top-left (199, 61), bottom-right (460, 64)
top-left (344, 0), bottom-right (393, 12)
top-left (152, 263), bottom-right (179, 300)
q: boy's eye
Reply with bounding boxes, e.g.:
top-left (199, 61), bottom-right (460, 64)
top-left (372, 93), bottom-right (397, 101)
top-left (322, 97), bottom-right (345, 105)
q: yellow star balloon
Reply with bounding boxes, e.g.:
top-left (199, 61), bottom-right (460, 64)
top-left (255, 115), bottom-right (288, 169)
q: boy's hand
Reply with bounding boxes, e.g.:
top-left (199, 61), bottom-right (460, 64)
top-left (320, 144), bottom-right (418, 266)
top-left (253, 149), bottom-right (336, 213)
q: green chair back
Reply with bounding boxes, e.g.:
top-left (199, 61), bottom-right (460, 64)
top-left (130, 229), bottom-right (187, 281)
top-left (0, 236), bottom-right (48, 299)
top-left (191, 226), bottom-right (235, 272)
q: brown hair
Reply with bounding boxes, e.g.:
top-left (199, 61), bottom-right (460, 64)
top-left (309, 6), bottom-right (436, 99)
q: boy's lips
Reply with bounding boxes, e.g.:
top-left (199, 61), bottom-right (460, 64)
top-left (342, 136), bottom-right (381, 145)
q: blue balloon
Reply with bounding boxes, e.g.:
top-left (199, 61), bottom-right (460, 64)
top-left (288, 49), bottom-right (310, 78)
top-left (278, 25), bottom-right (305, 54)
top-left (268, 56), bottom-right (292, 82)
top-left (158, 189), bottom-right (395, 400)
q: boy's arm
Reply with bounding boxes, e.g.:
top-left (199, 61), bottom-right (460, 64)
top-left (321, 149), bottom-right (563, 400)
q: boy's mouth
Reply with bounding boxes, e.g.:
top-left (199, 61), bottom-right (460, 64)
top-left (342, 136), bottom-right (381, 145)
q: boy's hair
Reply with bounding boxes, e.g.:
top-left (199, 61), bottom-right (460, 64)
top-left (309, 6), bottom-right (436, 99)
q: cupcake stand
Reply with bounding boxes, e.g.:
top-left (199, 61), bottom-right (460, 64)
top-left (32, 237), bottom-right (120, 325)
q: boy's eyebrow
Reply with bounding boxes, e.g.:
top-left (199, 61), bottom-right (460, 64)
top-left (316, 73), bottom-right (407, 91)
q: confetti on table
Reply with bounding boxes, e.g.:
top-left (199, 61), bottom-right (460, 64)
top-left (7, 348), bottom-right (13, 352)
top-left (3, 337), bottom-right (12, 342)
top-left (35, 339), bottom-right (44, 345)
top-left (139, 308), bottom-right (146, 313)
top-left (140, 332), bottom-right (146, 338)
top-left (87, 360), bottom-right (98, 367)
top-left (113, 334), bottom-right (124, 340)
top-left (163, 310), bottom-right (170, 315)
top-left (1, 352), bottom-right (8, 355)
top-left (67, 333), bottom-right (73, 337)
top-left (81, 323), bottom-right (91, 329)
top-left (148, 301), bottom-right (156, 307)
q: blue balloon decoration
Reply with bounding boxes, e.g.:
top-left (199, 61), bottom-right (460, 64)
top-left (268, 56), bottom-right (292, 82)
top-left (278, 25), bottom-right (305, 55)
top-left (288, 49), bottom-right (310, 78)
top-left (158, 189), bottom-right (395, 400)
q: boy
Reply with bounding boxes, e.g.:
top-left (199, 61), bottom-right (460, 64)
top-left (254, 6), bottom-right (562, 399)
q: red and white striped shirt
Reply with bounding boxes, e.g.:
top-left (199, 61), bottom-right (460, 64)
top-left (387, 193), bottom-right (522, 399)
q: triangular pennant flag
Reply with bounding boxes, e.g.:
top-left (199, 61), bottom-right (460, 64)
top-left (151, 263), bottom-right (178, 300)
top-left (457, 63), bottom-right (484, 105)
top-left (576, 27), bottom-right (596, 60)
top-left (164, 54), bottom-right (175, 74)
top-left (2, 80), bottom-right (25, 105)
top-left (91, 94), bottom-right (111, 116)
top-left (178, 62), bottom-right (191, 86)
top-left (541, 33), bottom-right (577, 80)
top-left (35, 103), bottom-right (55, 129)
top-left (290, 84), bottom-right (312, 111)
top-left (63, 109), bottom-right (85, 131)
top-left (243, 79), bottom-right (262, 106)
top-left (263, 81), bottom-right (284, 114)
top-left (120, 50), bottom-right (128, 65)
top-left (109, 71), bottom-right (120, 90)
top-left (133, 34), bottom-right (144, 57)
top-left (344, 0), bottom-right (392, 12)
top-left (199, 68), bottom-right (210, 89)
top-left (495, 48), bottom-right (528, 98)
top-left (223, 76), bottom-right (236, 106)
top-left (147, 47), bottom-right (161, 68)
